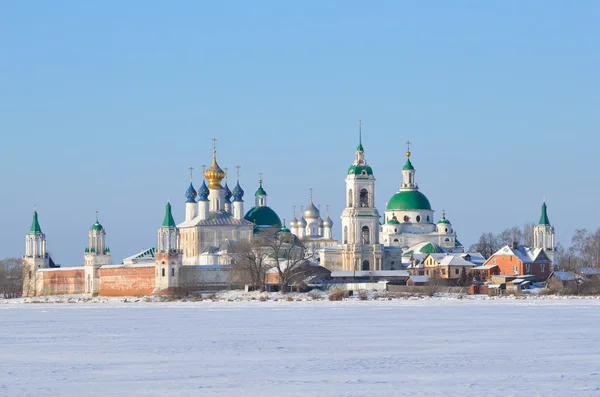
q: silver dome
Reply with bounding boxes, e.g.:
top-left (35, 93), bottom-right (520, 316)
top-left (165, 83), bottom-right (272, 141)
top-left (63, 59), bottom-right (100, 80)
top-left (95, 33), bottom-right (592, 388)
top-left (303, 202), bottom-right (320, 219)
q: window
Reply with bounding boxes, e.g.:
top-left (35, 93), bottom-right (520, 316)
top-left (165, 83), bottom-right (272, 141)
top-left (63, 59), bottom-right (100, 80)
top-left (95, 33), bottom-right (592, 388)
top-left (348, 189), bottom-right (353, 207)
top-left (427, 216), bottom-right (430, 222)
top-left (404, 215), bottom-right (409, 222)
top-left (393, 238), bottom-right (399, 243)
top-left (343, 226), bottom-right (348, 244)
top-left (525, 264), bottom-right (531, 273)
top-left (455, 269), bottom-right (459, 275)
top-left (360, 189), bottom-right (369, 207)
top-left (513, 266), bottom-right (518, 273)
top-left (394, 228), bottom-right (397, 233)
top-left (541, 264), bottom-right (545, 272)
top-left (29, 270), bottom-right (32, 279)
top-left (171, 268), bottom-right (175, 277)
top-left (362, 260), bottom-right (370, 271)
top-left (445, 228), bottom-right (448, 233)
top-left (426, 270), bottom-right (429, 276)
top-left (162, 268), bottom-right (165, 277)
top-left (442, 269), bottom-right (446, 275)
top-left (362, 226), bottom-right (370, 244)
top-left (416, 215), bottom-right (421, 223)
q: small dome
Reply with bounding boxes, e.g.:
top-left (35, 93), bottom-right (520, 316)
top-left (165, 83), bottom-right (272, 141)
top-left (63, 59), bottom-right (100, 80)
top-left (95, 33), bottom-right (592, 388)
top-left (386, 190), bottom-right (432, 211)
top-left (91, 221), bottom-right (104, 231)
top-left (318, 217), bottom-right (324, 227)
top-left (303, 202), bottom-right (320, 219)
top-left (204, 155), bottom-right (226, 190)
top-left (289, 215), bottom-right (298, 228)
top-left (232, 181), bottom-right (244, 202)
top-left (387, 215), bottom-right (400, 225)
top-left (323, 216), bottom-right (333, 227)
top-left (297, 217), bottom-right (307, 227)
top-left (244, 206), bottom-right (282, 229)
top-left (198, 180), bottom-right (209, 201)
top-left (224, 183), bottom-right (232, 202)
top-left (437, 210), bottom-right (451, 225)
top-left (348, 165), bottom-right (373, 176)
top-left (185, 182), bottom-right (197, 203)
top-left (255, 184), bottom-right (267, 196)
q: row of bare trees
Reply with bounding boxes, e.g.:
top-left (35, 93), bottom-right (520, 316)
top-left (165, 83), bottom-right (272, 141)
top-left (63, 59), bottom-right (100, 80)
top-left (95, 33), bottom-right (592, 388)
top-left (0, 257), bottom-right (22, 298)
top-left (468, 225), bottom-right (533, 259)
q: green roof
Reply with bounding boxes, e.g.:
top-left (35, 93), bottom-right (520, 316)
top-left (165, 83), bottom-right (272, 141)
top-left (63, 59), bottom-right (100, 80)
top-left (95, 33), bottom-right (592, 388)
top-left (437, 217), bottom-right (450, 225)
top-left (402, 158), bottom-right (415, 171)
top-left (162, 202), bottom-right (176, 228)
top-left (357, 143), bottom-right (364, 152)
top-left (91, 222), bottom-right (104, 231)
top-left (419, 242), bottom-right (444, 254)
top-left (255, 184), bottom-right (267, 196)
top-left (244, 206), bottom-right (282, 229)
top-left (539, 202), bottom-right (551, 225)
top-left (386, 190), bottom-right (432, 211)
top-left (348, 165), bottom-right (373, 176)
top-left (29, 211), bottom-right (42, 234)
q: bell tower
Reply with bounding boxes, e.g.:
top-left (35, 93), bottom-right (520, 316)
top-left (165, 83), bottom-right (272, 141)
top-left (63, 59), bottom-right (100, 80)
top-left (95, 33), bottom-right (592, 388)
top-left (340, 121), bottom-right (383, 271)
top-left (22, 210), bottom-right (49, 297)
top-left (84, 212), bottom-right (111, 295)
top-left (533, 201), bottom-right (556, 267)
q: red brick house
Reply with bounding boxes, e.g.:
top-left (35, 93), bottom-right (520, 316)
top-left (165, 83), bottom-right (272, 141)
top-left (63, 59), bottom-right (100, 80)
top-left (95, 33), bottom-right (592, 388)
top-left (482, 243), bottom-right (552, 282)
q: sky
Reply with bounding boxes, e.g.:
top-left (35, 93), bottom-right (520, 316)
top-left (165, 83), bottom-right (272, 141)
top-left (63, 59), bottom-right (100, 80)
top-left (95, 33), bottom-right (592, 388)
top-left (1, 0), bottom-right (599, 266)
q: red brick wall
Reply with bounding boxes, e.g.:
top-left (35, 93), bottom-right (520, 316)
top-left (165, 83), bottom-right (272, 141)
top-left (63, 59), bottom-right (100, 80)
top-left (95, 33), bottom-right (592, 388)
top-left (99, 266), bottom-right (155, 296)
top-left (489, 255), bottom-right (523, 276)
top-left (41, 269), bottom-right (85, 295)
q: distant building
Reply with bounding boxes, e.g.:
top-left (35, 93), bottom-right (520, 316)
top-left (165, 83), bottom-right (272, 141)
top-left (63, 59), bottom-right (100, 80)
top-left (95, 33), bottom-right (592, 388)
top-left (482, 243), bottom-right (552, 282)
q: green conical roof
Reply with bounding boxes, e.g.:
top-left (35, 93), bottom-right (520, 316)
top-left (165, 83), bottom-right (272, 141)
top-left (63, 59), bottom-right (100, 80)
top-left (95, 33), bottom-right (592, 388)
top-left (539, 202), bottom-right (551, 225)
top-left (162, 202), bottom-right (176, 228)
top-left (402, 158), bottom-right (415, 171)
top-left (29, 211), bottom-right (42, 234)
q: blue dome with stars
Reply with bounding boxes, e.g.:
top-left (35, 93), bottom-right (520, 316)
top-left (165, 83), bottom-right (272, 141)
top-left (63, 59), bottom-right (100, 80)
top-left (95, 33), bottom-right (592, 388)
top-left (232, 181), bottom-right (244, 202)
top-left (224, 183), bottom-right (232, 203)
top-left (198, 180), bottom-right (209, 201)
top-left (185, 182), bottom-right (197, 203)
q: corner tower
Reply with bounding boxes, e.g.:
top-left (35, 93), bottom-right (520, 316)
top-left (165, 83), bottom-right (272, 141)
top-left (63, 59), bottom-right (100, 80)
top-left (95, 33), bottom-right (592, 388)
top-left (84, 212), bottom-right (111, 295)
top-left (22, 210), bottom-right (49, 296)
top-left (155, 202), bottom-right (182, 292)
top-left (340, 121), bottom-right (382, 271)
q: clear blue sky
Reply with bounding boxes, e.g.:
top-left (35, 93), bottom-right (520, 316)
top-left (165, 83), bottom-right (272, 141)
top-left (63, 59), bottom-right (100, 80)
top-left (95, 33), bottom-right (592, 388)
top-left (1, 1), bottom-right (599, 266)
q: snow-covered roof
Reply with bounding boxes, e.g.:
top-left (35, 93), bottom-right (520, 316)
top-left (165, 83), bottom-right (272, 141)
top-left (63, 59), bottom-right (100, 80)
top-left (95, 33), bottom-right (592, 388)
top-left (580, 268), bottom-right (600, 276)
top-left (492, 245), bottom-right (549, 263)
top-left (408, 275), bottom-right (429, 283)
top-left (427, 252), bottom-right (485, 267)
top-left (551, 272), bottom-right (582, 282)
top-left (178, 210), bottom-right (253, 228)
top-left (472, 264), bottom-right (498, 270)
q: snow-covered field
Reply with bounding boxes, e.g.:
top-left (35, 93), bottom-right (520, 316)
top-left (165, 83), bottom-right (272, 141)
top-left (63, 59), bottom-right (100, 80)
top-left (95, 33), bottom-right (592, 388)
top-left (2, 298), bottom-right (600, 396)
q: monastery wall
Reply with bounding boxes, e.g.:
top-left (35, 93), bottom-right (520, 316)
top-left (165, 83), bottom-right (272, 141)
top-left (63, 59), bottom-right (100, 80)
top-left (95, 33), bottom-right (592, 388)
top-left (181, 265), bottom-right (233, 289)
top-left (99, 265), bottom-right (155, 296)
top-left (37, 267), bottom-right (85, 296)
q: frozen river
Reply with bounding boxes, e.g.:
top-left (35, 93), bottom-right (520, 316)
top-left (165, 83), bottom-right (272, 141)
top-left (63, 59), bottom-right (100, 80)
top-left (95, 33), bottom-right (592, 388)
top-left (1, 299), bottom-right (600, 396)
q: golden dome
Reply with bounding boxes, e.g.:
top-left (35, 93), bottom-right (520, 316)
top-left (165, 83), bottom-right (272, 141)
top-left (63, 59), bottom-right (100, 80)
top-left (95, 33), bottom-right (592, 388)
top-left (204, 151), bottom-right (226, 190)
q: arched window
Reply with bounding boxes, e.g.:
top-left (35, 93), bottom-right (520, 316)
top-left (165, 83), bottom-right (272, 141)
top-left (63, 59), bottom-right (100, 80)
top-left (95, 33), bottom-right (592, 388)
top-left (360, 189), bottom-right (369, 207)
top-left (404, 215), bottom-right (409, 222)
top-left (445, 228), bottom-right (448, 233)
top-left (416, 215), bottom-right (421, 223)
top-left (393, 238), bottom-right (399, 243)
top-left (348, 189), bottom-right (353, 207)
top-left (362, 260), bottom-right (370, 271)
top-left (171, 268), bottom-right (175, 277)
top-left (427, 216), bottom-right (430, 222)
top-left (343, 226), bottom-right (348, 244)
top-left (362, 226), bottom-right (370, 244)
top-left (162, 268), bottom-right (165, 277)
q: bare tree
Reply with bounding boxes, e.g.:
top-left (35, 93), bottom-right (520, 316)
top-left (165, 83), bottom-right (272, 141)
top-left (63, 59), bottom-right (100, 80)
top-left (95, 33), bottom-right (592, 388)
top-left (523, 223), bottom-right (536, 247)
top-left (425, 270), bottom-right (442, 297)
top-left (469, 232), bottom-right (501, 259)
top-left (254, 227), bottom-right (309, 293)
top-left (229, 239), bottom-right (270, 291)
top-left (0, 257), bottom-right (23, 298)
top-left (498, 226), bottom-right (523, 246)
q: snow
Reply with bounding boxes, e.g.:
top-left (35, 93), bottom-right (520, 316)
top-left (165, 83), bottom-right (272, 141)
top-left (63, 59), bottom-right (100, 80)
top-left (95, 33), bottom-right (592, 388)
top-left (2, 298), bottom-right (600, 396)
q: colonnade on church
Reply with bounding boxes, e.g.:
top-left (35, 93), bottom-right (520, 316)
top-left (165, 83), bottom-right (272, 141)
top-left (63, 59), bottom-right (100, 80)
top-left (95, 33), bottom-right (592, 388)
top-left (25, 234), bottom-right (46, 258)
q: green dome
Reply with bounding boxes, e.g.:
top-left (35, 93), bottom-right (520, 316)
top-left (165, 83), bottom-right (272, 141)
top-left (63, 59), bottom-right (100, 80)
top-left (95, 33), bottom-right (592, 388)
top-left (386, 190), bottom-right (432, 211)
top-left (91, 222), bottom-right (104, 231)
top-left (255, 185), bottom-right (267, 196)
top-left (387, 216), bottom-right (400, 225)
top-left (244, 206), bottom-right (282, 229)
top-left (402, 158), bottom-right (415, 171)
top-left (348, 165), bottom-right (373, 176)
top-left (437, 218), bottom-right (450, 225)
top-left (419, 242), bottom-right (444, 254)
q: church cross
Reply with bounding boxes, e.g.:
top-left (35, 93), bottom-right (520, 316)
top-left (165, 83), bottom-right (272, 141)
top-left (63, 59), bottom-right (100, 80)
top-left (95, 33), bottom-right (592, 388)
top-left (189, 166), bottom-right (194, 181)
top-left (406, 140), bottom-right (411, 152)
top-left (235, 165), bottom-right (241, 179)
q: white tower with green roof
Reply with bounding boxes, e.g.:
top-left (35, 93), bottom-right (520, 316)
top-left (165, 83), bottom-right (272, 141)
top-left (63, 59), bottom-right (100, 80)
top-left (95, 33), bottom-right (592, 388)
top-left (155, 202), bottom-right (182, 291)
top-left (533, 201), bottom-right (556, 267)
top-left (22, 210), bottom-right (49, 296)
top-left (84, 212), bottom-right (111, 295)
top-left (339, 121), bottom-right (383, 271)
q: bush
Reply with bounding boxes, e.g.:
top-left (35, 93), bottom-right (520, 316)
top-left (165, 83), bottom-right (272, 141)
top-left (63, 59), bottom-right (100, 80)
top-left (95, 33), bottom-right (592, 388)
top-left (258, 296), bottom-right (266, 302)
top-left (357, 290), bottom-right (369, 301)
top-left (286, 296), bottom-right (294, 302)
top-left (328, 289), bottom-right (349, 301)
top-left (308, 290), bottom-right (322, 300)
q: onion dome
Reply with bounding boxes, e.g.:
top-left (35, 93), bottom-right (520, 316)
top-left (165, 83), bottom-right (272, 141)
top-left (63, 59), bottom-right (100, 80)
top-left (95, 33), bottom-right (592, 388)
top-left (185, 182), bottom-right (197, 203)
top-left (303, 202), bottom-right (320, 219)
top-left (224, 183), bottom-right (232, 202)
top-left (280, 220), bottom-right (291, 234)
top-left (318, 217), bottom-right (324, 227)
top-left (289, 214), bottom-right (298, 228)
top-left (204, 145), bottom-right (226, 189)
top-left (255, 183), bottom-right (267, 196)
top-left (232, 181), bottom-right (244, 202)
top-left (387, 214), bottom-right (400, 225)
top-left (91, 212), bottom-right (104, 231)
top-left (437, 210), bottom-right (451, 225)
top-left (323, 216), bottom-right (333, 228)
top-left (297, 216), bottom-right (307, 227)
top-left (197, 180), bottom-right (209, 201)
